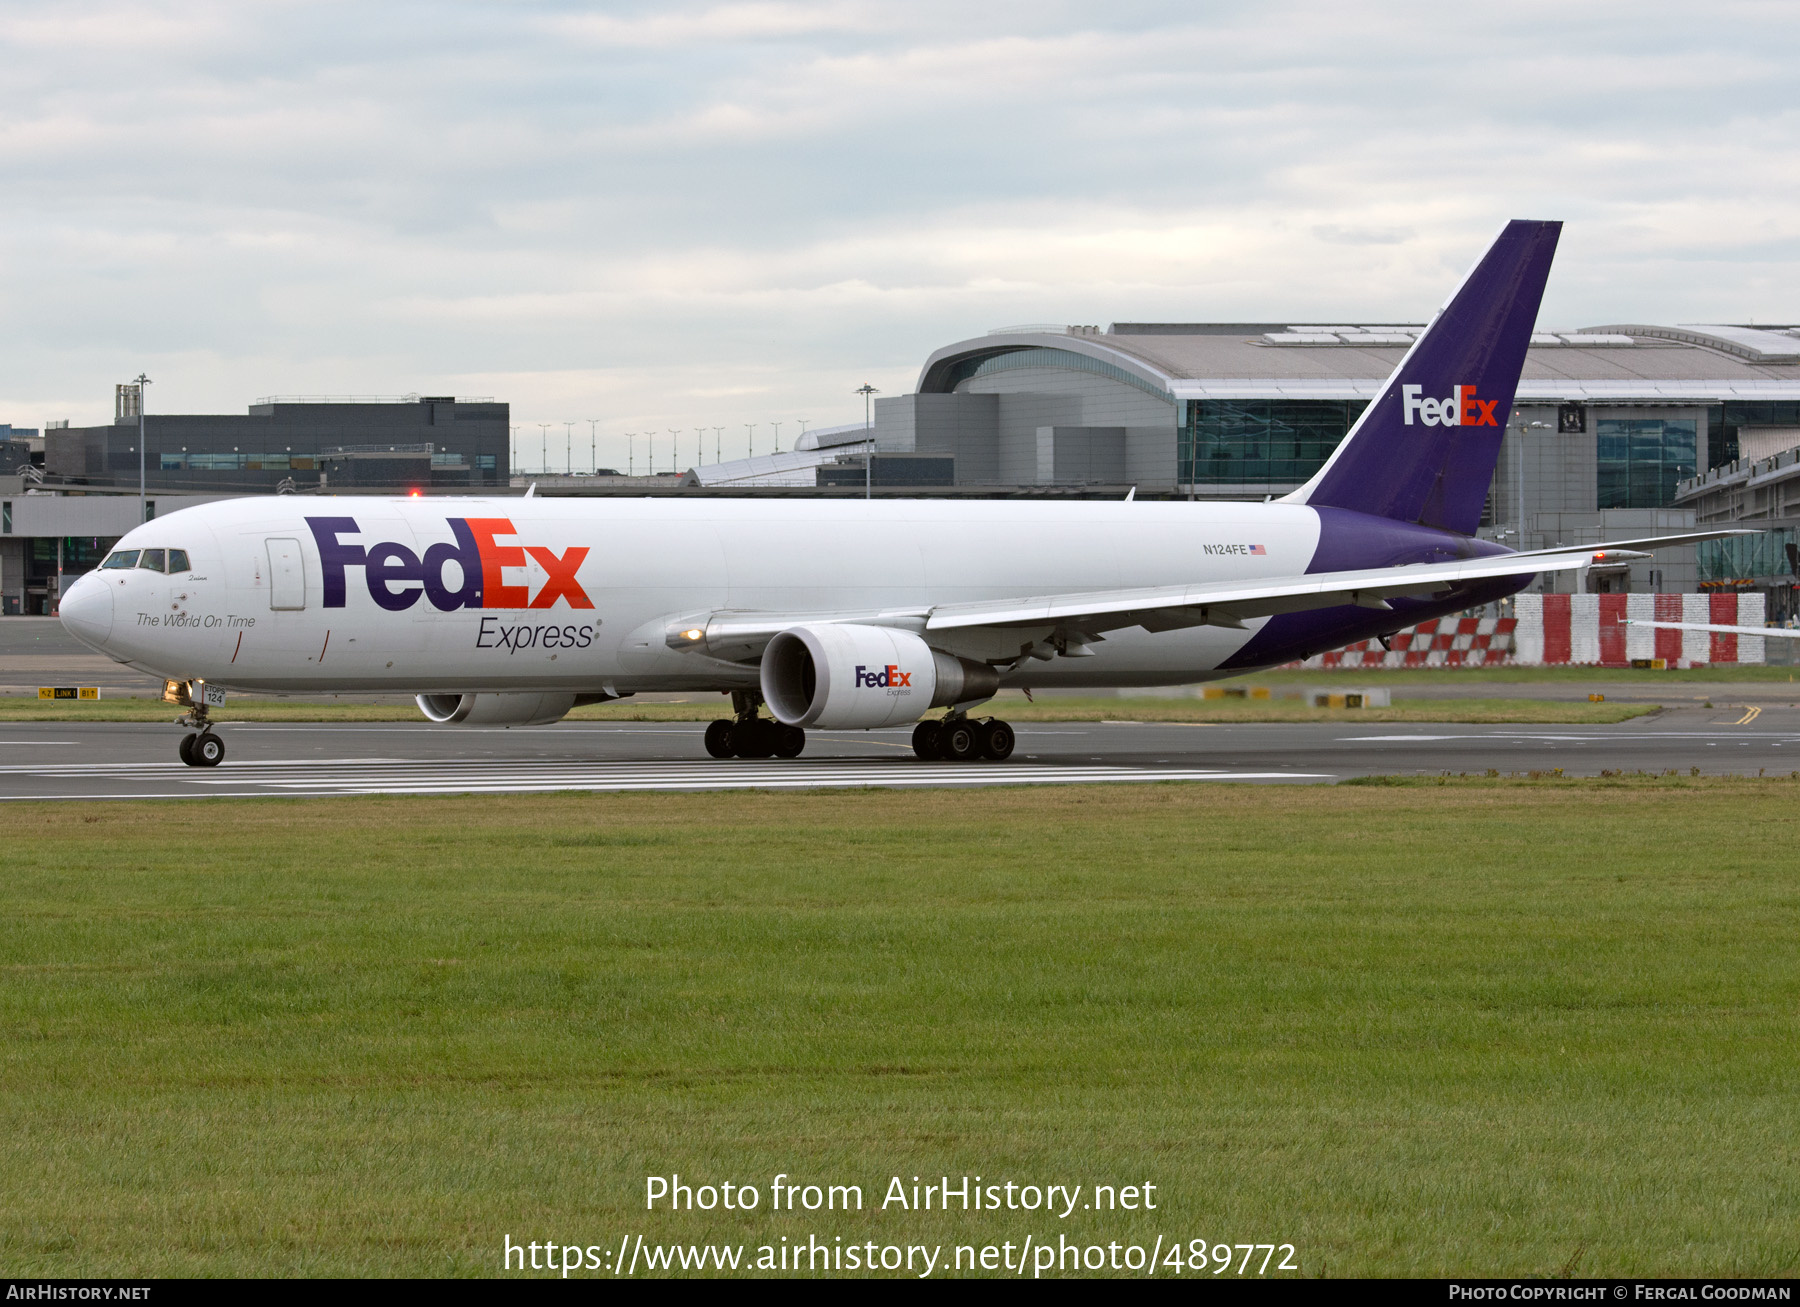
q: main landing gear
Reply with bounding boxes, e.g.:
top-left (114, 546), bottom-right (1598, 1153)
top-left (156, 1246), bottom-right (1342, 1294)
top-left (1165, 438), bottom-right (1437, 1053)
top-left (911, 714), bottom-right (1015, 762)
top-left (704, 690), bottom-right (805, 760)
top-left (174, 699), bottom-right (226, 768)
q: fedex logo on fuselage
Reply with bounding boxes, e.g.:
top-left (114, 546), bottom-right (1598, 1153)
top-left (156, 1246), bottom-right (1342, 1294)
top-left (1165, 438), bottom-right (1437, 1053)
top-left (1400, 384), bottom-right (1499, 428)
top-left (306, 516), bottom-right (592, 612)
top-left (855, 663), bottom-right (912, 689)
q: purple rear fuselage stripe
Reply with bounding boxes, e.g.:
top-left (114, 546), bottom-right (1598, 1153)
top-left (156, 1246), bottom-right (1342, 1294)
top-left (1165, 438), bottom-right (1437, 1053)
top-left (1218, 506), bottom-right (1531, 671)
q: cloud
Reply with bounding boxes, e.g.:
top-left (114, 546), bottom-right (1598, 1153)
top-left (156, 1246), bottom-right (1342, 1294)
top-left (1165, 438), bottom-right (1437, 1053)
top-left (537, 2), bottom-right (888, 48)
top-left (0, 0), bottom-right (1795, 471)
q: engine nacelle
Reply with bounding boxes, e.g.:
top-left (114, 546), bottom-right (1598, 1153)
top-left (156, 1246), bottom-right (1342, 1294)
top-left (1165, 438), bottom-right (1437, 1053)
top-left (760, 624), bottom-right (999, 729)
top-left (415, 692), bottom-right (578, 727)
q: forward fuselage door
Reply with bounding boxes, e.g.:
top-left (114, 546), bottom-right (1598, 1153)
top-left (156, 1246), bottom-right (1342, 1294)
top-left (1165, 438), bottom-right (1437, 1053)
top-left (266, 538), bottom-right (306, 610)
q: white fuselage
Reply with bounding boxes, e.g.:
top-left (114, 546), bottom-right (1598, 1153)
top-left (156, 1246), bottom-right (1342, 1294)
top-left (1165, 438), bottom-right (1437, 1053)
top-left (62, 496), bottom-right (1328, 694)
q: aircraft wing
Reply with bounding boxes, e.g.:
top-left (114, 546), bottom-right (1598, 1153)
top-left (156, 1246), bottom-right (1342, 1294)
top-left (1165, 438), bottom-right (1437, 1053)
top-left (921, 530), bottom-right (1752, 636)
top-left (926, 547), bottom-right (1598, 635)
top-left (672, 533), bottom-right (1746, 662)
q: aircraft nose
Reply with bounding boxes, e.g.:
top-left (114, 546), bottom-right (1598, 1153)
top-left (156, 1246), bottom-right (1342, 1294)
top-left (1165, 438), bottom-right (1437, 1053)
top-left (59, 573), bottom-right (115, 649)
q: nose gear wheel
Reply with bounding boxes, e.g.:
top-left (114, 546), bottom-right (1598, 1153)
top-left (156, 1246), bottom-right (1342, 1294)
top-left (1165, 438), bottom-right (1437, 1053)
top-left (179, 731), bottom-right (225, 767)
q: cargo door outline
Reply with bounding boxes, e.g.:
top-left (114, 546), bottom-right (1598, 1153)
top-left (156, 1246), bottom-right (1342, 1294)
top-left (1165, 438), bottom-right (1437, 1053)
top-left (266, 538), bottom-right (306, 610)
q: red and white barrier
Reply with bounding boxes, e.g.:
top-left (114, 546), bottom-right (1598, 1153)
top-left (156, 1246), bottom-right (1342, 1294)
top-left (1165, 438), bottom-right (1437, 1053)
top-left (1299, 618), bottom-right (1516, 670)
top-left (1513, 593), bottom-right (1765, 666)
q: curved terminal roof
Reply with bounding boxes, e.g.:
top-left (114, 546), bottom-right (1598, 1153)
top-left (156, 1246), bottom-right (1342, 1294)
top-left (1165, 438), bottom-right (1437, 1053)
top-left (917, 323), bottom-right (1800, 404)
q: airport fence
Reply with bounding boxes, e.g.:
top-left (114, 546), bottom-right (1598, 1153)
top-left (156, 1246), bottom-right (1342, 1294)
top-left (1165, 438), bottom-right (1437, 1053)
top-left (1290, 593), bottom-right (1768, 669)
top-left (1514, 592), bottom-right (1764, 667)
top-left (1297, 617), bottom-right (1515, 670)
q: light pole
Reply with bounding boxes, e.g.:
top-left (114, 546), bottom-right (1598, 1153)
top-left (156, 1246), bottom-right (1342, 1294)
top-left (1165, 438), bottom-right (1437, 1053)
top-left (1512, 416), bottom-right (1552, 552)
top-left (510, 425), bottom-right (519, 477)
top-left (537, 423), bottom-right (550, 475)
top-left (134, 373), bottom-right (152, 521)
top-left (796, 419), bottom-right (810, 446)
top-left (564, 421), bottom-right (574, 475)
top-left (712, 427), bottom-right (723, 462)
top-left (770, 421), bottom-right (782, 453)
top-left (855, 383), bottom-right (878, 499)
top-left (694, 428), bottom-right (706, 466)
top-left (587, 419), bottom-right (599, 474)
top-left (625, 432), bottom-right (635, 476)
top-left (744, 424), bottom-right (756, 459)
top-left (666, 430), bottom-right (681, 475)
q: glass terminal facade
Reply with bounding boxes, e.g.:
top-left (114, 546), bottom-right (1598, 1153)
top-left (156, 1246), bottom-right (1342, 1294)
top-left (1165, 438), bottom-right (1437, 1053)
top-left (1180, 400), bottom-right (1368, 486)
top-left (945, 347), bottom-right (1175, 403)
top-left (1596, 417), bottom-right (1696, 509)
top-left (1707, 400), bottom-right (1800, 469)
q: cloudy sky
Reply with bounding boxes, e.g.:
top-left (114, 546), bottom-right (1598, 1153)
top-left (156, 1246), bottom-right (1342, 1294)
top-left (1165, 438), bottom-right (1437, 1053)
top-left (4, 1), bottom-right (1796, 471)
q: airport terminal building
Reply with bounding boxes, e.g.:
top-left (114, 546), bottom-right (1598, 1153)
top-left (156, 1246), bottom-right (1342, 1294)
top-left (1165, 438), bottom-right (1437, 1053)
top-left (872, 321), bottom-right (1800, 603)
top-left (9, 325), bottom-right (1800, 617)
top-left (47, 388), bottom-right (509, 496)
top-left (2, 390), bottom-right (508, 614)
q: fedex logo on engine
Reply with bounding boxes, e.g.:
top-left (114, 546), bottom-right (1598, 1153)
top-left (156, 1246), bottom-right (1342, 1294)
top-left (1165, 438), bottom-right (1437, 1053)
top-left (306, 516), bottom-right (593, 612)
top-left (855, 663), bottom-right (913, 689)
top-left (1400, 384), bottom-right (1499, 428)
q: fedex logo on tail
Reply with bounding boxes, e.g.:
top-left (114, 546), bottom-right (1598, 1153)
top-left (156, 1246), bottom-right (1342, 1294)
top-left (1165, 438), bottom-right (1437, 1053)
top-left (855, 663), bottom-right (912, 689)
top-left (1400, 384), bottom-right (1500, 428)
top-left (307, 516), bottom-right (593, 612)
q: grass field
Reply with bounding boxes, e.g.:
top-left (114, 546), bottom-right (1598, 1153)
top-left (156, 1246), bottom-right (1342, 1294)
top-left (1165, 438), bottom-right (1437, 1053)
top-left (3, 780), bottom-right (1797, 1278)
top-left (0, 694), bottom-right (1660, 725)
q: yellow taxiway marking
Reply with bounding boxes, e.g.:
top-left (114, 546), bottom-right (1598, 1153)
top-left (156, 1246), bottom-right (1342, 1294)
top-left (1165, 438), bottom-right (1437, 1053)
top-left (1734, 706), bottom-right (1762, 726)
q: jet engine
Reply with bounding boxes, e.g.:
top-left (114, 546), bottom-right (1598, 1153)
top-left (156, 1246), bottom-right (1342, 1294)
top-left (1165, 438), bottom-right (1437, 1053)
top-left (760, 623), bottom-right (999, 729)
top-left (415, 692), bottom-right (579, 727)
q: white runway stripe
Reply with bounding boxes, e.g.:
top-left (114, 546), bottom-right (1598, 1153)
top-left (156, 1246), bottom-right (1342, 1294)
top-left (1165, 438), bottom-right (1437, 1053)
top-left (0, 755), bottom-right (1329, 797)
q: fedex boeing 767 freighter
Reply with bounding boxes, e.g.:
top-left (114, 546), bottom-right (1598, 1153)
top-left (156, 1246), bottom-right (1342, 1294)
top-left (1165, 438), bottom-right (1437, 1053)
top-left (57, 220), bottom-right (1739, 767)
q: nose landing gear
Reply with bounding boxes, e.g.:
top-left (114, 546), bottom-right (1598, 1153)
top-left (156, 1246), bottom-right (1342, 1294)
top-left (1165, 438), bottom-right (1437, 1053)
top-left (911, 714), bottom-right (1015, 762)
top-left (171, 686), bottom-right (226, 767)
top-left (178, 731), bottom-right (226, 767)
top-left (704, 690), bottom-right (806, 759)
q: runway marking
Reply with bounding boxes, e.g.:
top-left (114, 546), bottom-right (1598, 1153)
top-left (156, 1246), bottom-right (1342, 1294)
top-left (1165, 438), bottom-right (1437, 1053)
top-left (1339, 734), bottom-right (1460, 742)
top-left (0, 758), bottom-right (414, 774)
top-left (1735, 706), bottom-right (1763, 725)
top-left (219, 724), bottom-right (1098, 737)
top-left (0, 756), bottom-right (1331, 799)
top-left (1338, 729), bottom-right (1800, 743)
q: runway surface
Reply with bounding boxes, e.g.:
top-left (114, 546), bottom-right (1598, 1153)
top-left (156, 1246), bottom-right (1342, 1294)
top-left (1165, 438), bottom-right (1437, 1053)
top-left (2, 704), bottom-right (1794, 800)
top-left (6, 617), bottom-right (1797, 704)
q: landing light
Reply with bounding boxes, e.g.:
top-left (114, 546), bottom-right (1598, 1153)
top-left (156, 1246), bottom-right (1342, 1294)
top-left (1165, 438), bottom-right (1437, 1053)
top-left (409, 488), bottom-right (422, 498)
top-left (682, 628), bottom-right (704, 641)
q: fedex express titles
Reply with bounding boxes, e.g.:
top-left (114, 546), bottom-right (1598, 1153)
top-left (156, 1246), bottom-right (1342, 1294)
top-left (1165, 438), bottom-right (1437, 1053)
top-left (308, 516), bottom-right (596, 652)
top-left (1400, 384), bottom-right (1499, 428)
top-left (856, 664), bottom-right (914, 693)
top-left (307, 516), bottom-right (592, 612)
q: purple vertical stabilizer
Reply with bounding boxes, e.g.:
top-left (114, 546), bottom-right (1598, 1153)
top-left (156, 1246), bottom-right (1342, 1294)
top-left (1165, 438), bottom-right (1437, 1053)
top-left (1288, 219), bottom-right (1561, 535)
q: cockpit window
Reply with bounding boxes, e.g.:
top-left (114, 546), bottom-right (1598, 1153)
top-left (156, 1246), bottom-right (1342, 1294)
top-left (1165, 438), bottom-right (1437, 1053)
top-left (101, 550), bottom-right (140, 569)
top-left (138, 548), bottom-right (167, 572)
top-left (167, 549), bottom-right (190, 573)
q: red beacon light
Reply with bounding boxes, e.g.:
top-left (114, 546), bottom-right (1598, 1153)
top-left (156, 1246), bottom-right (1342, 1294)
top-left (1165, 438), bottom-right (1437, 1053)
top-left (409, 488), bottom-right (422, 498)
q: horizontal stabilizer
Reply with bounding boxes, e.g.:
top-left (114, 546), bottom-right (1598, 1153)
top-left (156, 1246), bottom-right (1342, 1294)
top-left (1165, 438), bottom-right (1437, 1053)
top-left (1508, 530), bottom-right (1754, 557)
top-left (1626, 620), bottom-right (1800, 640)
